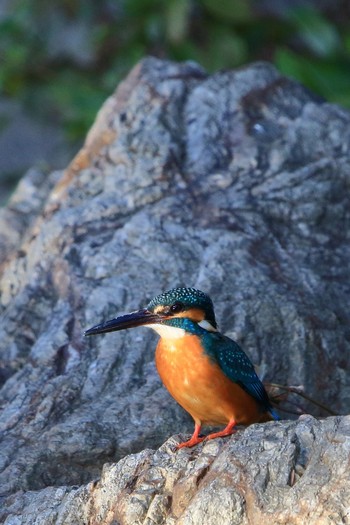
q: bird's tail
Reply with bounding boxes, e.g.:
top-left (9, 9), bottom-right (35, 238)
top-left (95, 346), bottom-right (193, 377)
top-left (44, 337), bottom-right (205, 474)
top-left (259, 407), bottom-right (280, 422)
top-left (269, 407), bottom-right (280, 421)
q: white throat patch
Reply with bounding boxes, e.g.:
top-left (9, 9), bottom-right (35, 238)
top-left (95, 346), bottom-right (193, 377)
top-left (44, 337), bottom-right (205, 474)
top-left (147, 319), bottom-right (217, 338)
top-left (147, 324), bottom-right (186, 339)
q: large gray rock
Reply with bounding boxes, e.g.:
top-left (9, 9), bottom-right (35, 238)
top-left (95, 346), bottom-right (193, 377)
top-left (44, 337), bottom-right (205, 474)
top-left (3, 415), bottom-right (350, 524)
top-left (0, 57), bottom-right (349, 523)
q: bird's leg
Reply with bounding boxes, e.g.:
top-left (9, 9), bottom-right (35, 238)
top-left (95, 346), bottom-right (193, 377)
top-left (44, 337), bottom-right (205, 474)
top-left (204, 419), bottom-right (237, 442)
top-left (176, 422), bottom-right (204, 449)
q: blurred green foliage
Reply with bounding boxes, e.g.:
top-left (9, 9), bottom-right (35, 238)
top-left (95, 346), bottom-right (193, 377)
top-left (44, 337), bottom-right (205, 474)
top-left (0, 0), bottom-right (349, 141)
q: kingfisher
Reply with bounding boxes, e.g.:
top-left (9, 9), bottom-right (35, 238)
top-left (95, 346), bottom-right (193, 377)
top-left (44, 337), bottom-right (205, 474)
top-left (85, 287), bottom-right (279, 448)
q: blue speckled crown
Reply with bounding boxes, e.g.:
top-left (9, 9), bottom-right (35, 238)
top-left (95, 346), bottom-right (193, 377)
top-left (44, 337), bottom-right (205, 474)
top-left (147, 287), bottom-right (217, 328)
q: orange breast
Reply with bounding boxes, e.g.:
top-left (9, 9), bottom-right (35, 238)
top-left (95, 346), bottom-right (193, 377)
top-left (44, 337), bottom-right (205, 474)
top-left (155, 334), bottom-right (265, 426)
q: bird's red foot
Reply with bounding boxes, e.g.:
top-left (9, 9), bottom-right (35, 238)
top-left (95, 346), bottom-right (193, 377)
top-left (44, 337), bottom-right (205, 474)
top-left (176, 423), bottom-right (204, 449)
top-left (176, 436), bottom-right (205, 449)
top-left (204, 419), bottom-right (237, 442)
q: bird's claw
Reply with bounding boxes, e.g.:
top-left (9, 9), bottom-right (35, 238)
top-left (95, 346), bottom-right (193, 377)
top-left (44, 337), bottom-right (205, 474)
top-left (175, 436), bottom-right (205, 449)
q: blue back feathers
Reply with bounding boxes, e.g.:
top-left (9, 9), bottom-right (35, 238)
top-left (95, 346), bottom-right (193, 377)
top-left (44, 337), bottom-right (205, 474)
top-left (205, 334), bottom-right (279, 419)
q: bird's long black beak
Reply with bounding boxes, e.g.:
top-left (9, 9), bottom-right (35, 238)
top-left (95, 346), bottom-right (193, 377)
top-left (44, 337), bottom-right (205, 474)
top-left (84, 309), bottom-right (163, 336)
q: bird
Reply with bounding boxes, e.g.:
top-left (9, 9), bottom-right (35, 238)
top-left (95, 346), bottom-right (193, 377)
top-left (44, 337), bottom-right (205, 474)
top-left (84, 287), bottom-right (279, 448)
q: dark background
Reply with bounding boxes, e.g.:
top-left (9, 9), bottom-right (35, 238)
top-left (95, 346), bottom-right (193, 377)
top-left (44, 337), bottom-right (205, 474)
top-left (1, 0), bottom-right (349, 205)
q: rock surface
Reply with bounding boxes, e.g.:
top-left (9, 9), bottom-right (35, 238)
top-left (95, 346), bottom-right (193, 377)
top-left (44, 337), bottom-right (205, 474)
top-left (2, 416), bottom-right (350, 524)
top-left (0, 57), bottom-right (349, 523)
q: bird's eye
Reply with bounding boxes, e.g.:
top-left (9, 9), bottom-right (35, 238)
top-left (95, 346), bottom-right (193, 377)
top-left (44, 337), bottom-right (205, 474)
top-left (169, 302), bottom-right (183, 314)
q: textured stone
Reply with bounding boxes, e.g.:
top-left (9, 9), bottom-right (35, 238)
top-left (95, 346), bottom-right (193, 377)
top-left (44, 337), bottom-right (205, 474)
top-left (0, 58), bottom-right (349, 522)
top-left (3, 417), bottom-right (350, 524)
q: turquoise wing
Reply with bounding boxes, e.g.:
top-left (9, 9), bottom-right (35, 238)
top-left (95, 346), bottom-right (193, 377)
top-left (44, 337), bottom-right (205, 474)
top-left (206, 333), bottom-right (279, 419)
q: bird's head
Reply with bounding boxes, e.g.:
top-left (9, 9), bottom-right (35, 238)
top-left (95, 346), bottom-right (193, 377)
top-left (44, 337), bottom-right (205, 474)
top-left (84, 287), bottom-right (217, 338)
